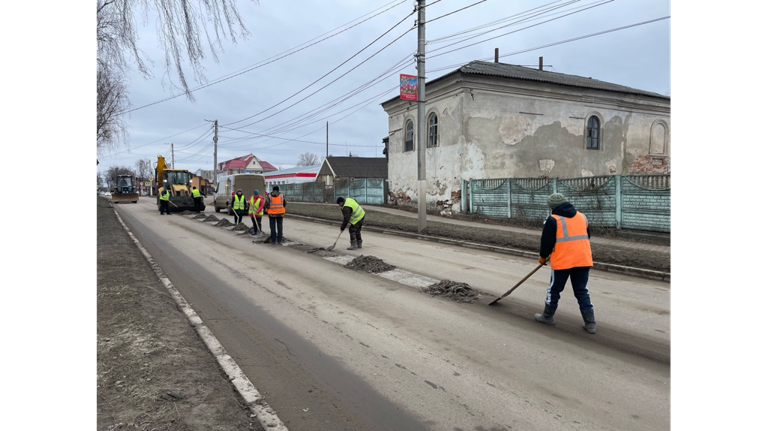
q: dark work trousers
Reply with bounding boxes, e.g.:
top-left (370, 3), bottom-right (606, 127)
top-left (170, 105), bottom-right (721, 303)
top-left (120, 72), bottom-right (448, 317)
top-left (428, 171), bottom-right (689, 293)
top-left (160, 200), bottom-right (169, 214)
top-left (233, 209), bottom-right (246, 225)
top-left (348, 216), bottom-right (365, 242)
top-left (251, 215), bottom-right (262, 233)
top-left (194, 197), bottom-right (203, 212)
top-left (269, 216), bottom-right (283, 243)
top-left (545, 266), bottom-right (593, 311)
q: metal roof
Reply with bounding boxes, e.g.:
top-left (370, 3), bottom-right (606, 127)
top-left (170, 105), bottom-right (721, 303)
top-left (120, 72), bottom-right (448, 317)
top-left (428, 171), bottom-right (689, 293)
top-left (319, 157), bottom-right (388, 179)
top-left (383, 61), bottom-right (669, 105)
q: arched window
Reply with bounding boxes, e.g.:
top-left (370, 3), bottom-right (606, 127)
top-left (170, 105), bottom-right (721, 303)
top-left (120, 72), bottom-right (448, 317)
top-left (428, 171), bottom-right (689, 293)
top-left (405, 120), bottom-right (414, 152)
top-left (427, 113), bottom-right (438, 147)
top-left (650, 121), bottom-right (667, 154)
top-left (586, 116), bottom-right (600, 150)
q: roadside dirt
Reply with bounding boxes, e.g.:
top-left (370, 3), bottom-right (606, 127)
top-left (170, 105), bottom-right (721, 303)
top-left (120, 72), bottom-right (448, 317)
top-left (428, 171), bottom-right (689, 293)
top-left (204, 215), bottom-right (219, 222)
top-left (286, 204), bottom-right (670, 272)
top-left (215, 219), bottom-right (234, 227)
top-left (422, 280), bottom-right (482, 304)
top-left (232, 222), bottom-right (249, 231)
top-left (344, 255), bottom-right (396, 273)
top-left (97, 198), bottom-right (263, 431)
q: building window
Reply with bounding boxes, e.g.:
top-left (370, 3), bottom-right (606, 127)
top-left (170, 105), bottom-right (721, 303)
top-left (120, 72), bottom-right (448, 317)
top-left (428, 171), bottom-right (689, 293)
top-left (586, 116), bottom-right (600, 150)
top-left (405, 120), bottom-right (414, 152)
top-left (650, 120), bottom-right (668, 154)
top-left (427, 113), bottom-right (438, 147)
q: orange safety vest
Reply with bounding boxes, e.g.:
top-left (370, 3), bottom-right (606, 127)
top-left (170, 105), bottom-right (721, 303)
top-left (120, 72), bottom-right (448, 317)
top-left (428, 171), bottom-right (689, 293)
top-left (549, 212), bottom-right (593, 270)
top-left (266, 194), bottom-right (285, 215)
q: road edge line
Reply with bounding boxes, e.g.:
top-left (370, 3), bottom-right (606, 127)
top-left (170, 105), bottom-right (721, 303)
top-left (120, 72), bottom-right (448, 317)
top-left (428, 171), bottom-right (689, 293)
top-left (113, 209), bottom-right (289, 431)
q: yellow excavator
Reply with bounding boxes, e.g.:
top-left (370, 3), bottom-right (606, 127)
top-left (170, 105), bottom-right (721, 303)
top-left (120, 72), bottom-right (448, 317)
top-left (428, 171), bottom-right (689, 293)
top-left (155, 156), bottom-right (202, 212)
top-left (111, 174), bottom-right (139, 204)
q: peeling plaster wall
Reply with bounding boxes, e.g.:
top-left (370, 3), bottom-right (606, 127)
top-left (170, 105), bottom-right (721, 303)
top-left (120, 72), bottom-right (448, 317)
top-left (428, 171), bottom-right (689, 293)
top-left (383, 74), bottom-right (670, 210)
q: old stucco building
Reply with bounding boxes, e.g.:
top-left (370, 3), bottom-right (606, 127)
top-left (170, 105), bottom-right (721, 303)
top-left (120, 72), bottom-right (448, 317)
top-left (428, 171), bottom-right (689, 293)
top-left (381, 61), bottom-right (670, 211)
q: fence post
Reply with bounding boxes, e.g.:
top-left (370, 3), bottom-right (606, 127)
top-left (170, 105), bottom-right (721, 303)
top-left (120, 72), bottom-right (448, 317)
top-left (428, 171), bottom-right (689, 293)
top-left (461, 179), bottom-right (467, 212)
top-left (364, 179), bottom-right (369, 204)
top-left (553, 178), bottom-right (558, 194)
top-left (506, 179), bottom-right (512, 218)
top-left (615, 174), bottom-right (622, 230)
top-left (469, 179), bottom-right (474, 214)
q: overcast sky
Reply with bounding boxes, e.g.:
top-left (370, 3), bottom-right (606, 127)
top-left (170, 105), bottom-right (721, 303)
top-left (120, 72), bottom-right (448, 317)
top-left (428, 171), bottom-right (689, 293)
top-left (96, 0), bottom-right (670, 177)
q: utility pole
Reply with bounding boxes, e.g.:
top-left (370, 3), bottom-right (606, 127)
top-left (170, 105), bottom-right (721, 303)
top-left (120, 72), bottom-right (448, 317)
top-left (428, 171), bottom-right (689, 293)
top-left (170, 143), bottom-right (175, 168)
top-left (326, 121), bottom-right (329, 158)
top-left (213, 120), bottom-right (218, 183)
top-left (416, 0), bottom-right (427, 232)
top-left (205, 119), bottom-right (219, 185)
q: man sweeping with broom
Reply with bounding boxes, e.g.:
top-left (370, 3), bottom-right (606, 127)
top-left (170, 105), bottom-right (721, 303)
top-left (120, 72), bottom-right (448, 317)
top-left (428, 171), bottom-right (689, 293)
top-left (534, 193), bottom-right (597, 334)
top-left (337, 196), bottom-right (365, 250)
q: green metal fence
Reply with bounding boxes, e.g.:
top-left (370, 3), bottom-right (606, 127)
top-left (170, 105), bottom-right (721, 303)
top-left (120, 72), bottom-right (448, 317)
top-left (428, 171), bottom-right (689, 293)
top-left (279, 179), bottom-right (387, 205)
top-left (467, 174), bottom-right (670, 233)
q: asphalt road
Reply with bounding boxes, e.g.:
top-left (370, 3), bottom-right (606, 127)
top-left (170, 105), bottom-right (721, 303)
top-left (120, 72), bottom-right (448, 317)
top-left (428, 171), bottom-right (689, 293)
top-left (114, 198), bottom-right (670, 431)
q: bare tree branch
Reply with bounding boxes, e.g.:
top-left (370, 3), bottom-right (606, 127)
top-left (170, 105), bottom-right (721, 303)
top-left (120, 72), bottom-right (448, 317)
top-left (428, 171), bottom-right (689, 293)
top-left (97, 0), bottom-right (257, 98)
top-left (296, 152), bottom-right (320, 167)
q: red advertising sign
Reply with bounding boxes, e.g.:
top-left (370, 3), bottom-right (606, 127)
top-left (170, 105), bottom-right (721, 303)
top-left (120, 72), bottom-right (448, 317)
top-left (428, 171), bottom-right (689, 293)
top-left (400, 74), bottom-right (417, 101)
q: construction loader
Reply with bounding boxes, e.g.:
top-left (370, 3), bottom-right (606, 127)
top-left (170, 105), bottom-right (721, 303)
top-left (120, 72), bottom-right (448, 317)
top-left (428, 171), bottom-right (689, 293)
top-left (111, 174), bottom-right (139, 204)
top-left (155, 156), bottom-right (202, 213)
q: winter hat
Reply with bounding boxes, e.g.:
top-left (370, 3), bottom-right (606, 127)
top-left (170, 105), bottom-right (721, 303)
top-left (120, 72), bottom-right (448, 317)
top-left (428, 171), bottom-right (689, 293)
top-left (253, 189), bottom-right (259, 195)
top-left (336, 197), bottom-right (345, 204)
top-left (272, 185), bottom-right (280, 191)
top-left (547, 193), bottom-right (568, 209)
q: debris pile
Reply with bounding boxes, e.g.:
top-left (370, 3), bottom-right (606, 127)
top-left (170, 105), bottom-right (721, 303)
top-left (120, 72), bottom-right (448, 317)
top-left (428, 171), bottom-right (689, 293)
top-left (232, 222), bottom-right (249, 231)
top-left (306, 247), bottom-right (328, 254)
top-left (193, 214), bottom-right (208, 219)
top-left (422, 280), bottom-right (481, 303)
top-left (344, 255), bottom-right (396, 273)
top-left (179, 210), bottom-right (196, 215)
top-left (214, 219), bottom-right (234, 227)
top-left (204, 215), bottom-right (219, 222)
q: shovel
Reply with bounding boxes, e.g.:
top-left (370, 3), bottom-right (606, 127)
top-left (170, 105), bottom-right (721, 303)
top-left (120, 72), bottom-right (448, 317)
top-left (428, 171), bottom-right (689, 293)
top-left (327, 230), bottom-right (344, 251)
top-left (488, 259), bottom-right (548, 306)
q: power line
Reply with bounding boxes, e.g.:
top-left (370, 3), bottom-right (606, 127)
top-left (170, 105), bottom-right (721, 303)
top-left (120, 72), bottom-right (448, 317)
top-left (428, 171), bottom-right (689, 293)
top-left (116, 0), bottom-right (407, 115)
top-left (427, 0), bottom-right (576, 45)
top-left (428, 16), bottom-right (671, 73)
top-left (428, 0), bottom-right (613, 59)
top-left (255, 54), bottom-right (413, 136)
top-left (222, 11), bottom-right (416, 128)
top-left (426, 0), bottom-right (490, 23)
top-left (99, 123), bottom-right (209, 159)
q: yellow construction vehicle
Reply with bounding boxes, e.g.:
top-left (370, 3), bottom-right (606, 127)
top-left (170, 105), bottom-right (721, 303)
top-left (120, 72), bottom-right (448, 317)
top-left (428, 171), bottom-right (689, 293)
top-left (155, 156), bottom-right (202, 212)
top-left (111, 174), bottom-right (139, 204)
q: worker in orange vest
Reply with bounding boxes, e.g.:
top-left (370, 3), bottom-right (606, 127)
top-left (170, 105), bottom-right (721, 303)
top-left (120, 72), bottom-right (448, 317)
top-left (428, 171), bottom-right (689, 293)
top-left (264, 185), bottom-right (287, 245)
top-left (534, 193), bottom-right (596, 334)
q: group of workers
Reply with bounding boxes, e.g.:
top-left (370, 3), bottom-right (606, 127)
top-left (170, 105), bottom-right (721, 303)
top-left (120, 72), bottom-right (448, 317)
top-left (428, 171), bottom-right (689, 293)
top-left (157, 186), bottom-right (206, 215)
top-left (159, 183), bottom-right (596, 334)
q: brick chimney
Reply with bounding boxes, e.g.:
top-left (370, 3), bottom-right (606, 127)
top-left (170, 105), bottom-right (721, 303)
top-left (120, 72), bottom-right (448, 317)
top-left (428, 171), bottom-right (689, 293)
top-left (495, 48), bottom-right (499, 63)
top-left (539, 56), bottom-right (543, 71)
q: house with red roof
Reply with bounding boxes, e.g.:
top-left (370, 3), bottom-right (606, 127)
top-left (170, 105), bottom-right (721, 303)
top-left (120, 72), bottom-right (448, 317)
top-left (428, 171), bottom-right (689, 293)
top-left (216, 154), bottom-right (278, 179)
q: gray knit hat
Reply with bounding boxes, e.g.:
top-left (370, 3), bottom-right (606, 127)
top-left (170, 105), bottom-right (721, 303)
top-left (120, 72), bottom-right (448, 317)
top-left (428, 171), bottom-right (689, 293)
top-left (547, 193), bottom-right (568, 209)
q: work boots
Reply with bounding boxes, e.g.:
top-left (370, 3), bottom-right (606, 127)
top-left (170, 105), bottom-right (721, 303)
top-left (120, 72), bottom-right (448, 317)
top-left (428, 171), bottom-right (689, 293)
top-left (581, 309), bottom-right (597, 334)
top-left (535, 304), bottom-right (557, 325)
top-left (357, 240), bottom-right (362, 249)
top-left (347, 241), bottom-right (358, 250)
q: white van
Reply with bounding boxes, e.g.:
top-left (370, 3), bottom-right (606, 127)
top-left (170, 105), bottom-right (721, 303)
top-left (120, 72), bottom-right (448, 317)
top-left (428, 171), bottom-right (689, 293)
top-left (214, 174), bottom-right (267, 215)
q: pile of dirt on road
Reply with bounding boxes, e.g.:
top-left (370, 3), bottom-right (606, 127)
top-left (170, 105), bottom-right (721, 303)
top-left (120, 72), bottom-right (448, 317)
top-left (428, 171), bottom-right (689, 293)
top-left (232, 222), bottom-right (249, 231)
top-left (204, 215), bottom-right (219, 222)
top-left (422, 280), bottom-right (481, 304)
top-left (306, 247), bottom-right (328, 253)
top-left (180, 210), bottom-right (196, 215)
top-left (261, 236), bottom-right (292, 243)
top-left (194, 213), bottom-right (208, 219)
top-left (215, 219), bottom-right (234, 227)
top-left (344, 255), bottom-right (396, 273)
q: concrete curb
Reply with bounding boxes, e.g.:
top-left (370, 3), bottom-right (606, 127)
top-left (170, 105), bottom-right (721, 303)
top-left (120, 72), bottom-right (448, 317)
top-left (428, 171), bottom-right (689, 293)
top-left (113, 209), bottom-right (289, 431)
top-left (287, 214), bottom-right (671, 282)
